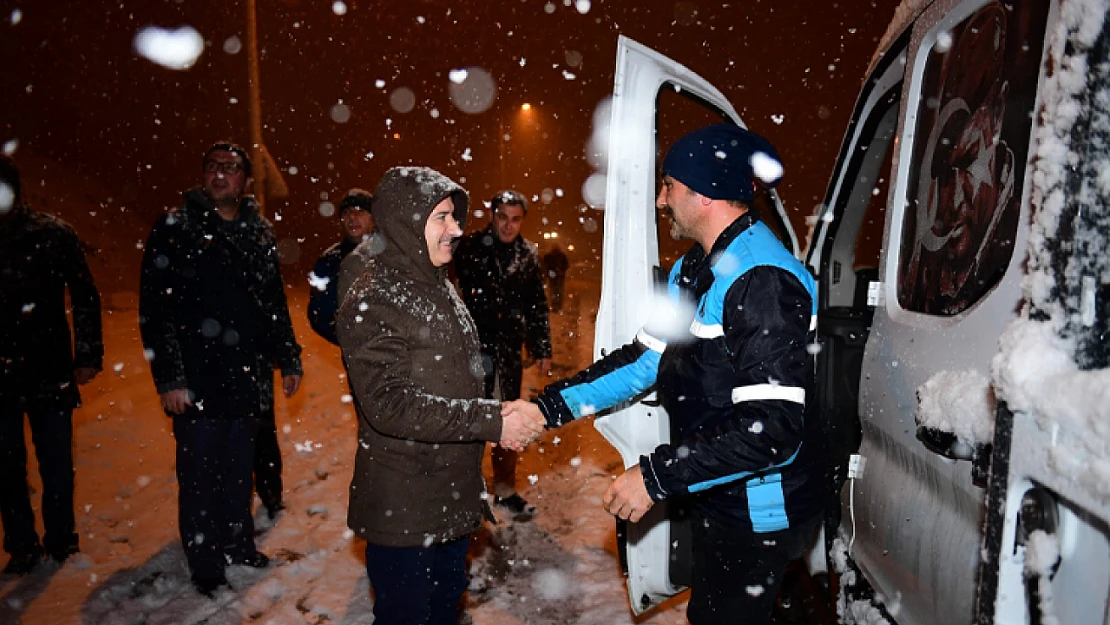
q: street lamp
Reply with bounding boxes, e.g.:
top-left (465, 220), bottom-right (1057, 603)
top-left (498, 102), bottom-right (536, 190)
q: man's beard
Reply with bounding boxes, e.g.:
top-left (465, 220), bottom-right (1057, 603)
top-left (662, 205), bottom-right (687, 240)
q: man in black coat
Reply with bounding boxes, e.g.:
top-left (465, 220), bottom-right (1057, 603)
top-left (454, 190), bottom-right (552, 520)
top-left (308, 188), bottom-right (375, 345)
top-left (139, 142), bottom-right (303, 596)
top-left (0, 155), bottom-right (103, 575)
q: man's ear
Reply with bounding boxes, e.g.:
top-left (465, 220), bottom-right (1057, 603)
top-left (245, 176), bottom-right (255, 194)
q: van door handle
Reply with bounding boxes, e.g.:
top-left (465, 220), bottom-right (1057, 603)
top-left (916, 426), bottom-right (975, 460)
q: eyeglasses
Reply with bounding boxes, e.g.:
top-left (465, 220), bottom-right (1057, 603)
top-left (204, 160), bottom-right (244, 174)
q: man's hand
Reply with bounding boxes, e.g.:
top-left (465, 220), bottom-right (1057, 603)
top-left (602, 465), bottom-right (655, 523)
top-left (283, 374), bottom-right (302, 398)
top-left (501, 400), bottom-right (543, 428)
top-left (74, 367), bottom-right (99, 385)
top-left (160, 388), bottom-right (193, 415)
top-left (537, 358), bottom-right (552, 376)
top-left (498, 401), bottom-right (544, 451)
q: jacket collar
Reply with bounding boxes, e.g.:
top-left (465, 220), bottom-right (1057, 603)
top-left (679, 212), bottom-right (759, 299)
top-left (182, 187), bottom-right (259, 225)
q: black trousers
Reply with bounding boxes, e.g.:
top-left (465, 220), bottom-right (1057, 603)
top-left (687, 513), bottom-right (821, 625)
top-left (0, 407), bottom-right (77, 556)
top-left (548, 277), bottom-right (566, 312)
top-left (173, 414), bottom-right (259, 580)
top-left (364, 536), bottom-right (470, 625)
top-left (253, 408), bottom-right (283, 511)
top-left (480, 342), bottom-right (523, 494)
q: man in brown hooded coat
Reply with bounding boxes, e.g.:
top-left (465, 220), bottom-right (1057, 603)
top-left (336, 166), bottom-right (541, 625)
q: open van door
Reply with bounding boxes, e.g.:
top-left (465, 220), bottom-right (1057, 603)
top-left (592, 35), bottom-right (801, 615)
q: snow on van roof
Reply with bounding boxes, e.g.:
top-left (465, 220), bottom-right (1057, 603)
top-left (868, 0), bottom-right (931, 74)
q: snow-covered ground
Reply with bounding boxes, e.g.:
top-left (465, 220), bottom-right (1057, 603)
top-left (0, 279), bottom-right (691, 624)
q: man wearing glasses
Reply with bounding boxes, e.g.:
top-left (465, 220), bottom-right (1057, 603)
top-left (138, 142), bottom-right (303, 596)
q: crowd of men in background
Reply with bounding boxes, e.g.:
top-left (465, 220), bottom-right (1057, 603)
top-left (0, 122), bottom-right (814, 625)
top-left (0, 146), bottom-right (560, 594)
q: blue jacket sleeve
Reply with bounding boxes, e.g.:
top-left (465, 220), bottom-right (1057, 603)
top-left (534, 328), bottom-right (664, 428)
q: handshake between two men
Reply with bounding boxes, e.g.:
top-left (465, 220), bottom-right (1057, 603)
top-left (495, 399), bottom-right (657, 524)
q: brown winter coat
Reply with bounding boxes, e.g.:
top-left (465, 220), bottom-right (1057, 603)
top-left (336, 167), bottom-right (502, 547)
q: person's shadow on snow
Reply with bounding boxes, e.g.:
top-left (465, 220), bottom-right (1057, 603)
top-left (80, 541), bottom-right (273, 625)
top-left (465, 520), bottom-right (585, 625)
top-left (0, 563), bottom-right (62, 624)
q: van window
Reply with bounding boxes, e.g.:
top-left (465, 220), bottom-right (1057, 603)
top-left (896, 0), bottom-right (1049, 316)
top-left (823, 87), bottom-right (899, 309)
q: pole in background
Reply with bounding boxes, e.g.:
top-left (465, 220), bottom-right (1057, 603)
top-left (244, 0), bottom-right (288, 214)
top-left (246, 0), bottom-right (266, 212)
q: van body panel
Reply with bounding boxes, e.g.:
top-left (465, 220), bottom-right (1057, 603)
top-left (844, 1), bottom-right (1053, 622)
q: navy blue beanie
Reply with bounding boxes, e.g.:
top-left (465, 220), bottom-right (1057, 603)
top-left (661, 123), bottom-right (784, 202)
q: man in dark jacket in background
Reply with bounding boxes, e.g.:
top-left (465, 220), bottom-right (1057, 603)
top-left (139, 142), bottom-right (303, 596)
top-left (0, 155), bottom-right (103, 575)
top-left (308, 189), bottom-right (375, 345)
top-left (454, 190), bottom-right (551, 520)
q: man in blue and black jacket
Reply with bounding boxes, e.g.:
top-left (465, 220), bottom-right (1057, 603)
top-left (308, 189), bottom-right (375, 345)
top-left (504, 123), bottom-right (824, 625)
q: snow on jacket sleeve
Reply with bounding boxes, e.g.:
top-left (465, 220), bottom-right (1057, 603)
top-left (340, 297), bottom-right (503, 444)
top-left (308, 252), bottom-right (340, 345)
top-left (138, 216), bottom-right (188, 394)
top-left (639, 266), bottom-right (813, 502)
top-left (256, 226), bottom-right (303, 376)
top-left (534, 329), bottom-right (664, 428)
top-left (522, 246), bottom-right (553, 361)
top-left (59, 224), bottom-right (103, 371)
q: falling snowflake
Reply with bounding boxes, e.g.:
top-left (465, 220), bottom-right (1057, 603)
top-left (308, 271), bottom-right (330, 291)
top-left (223, 36), bottom-right (242, 55)
top-left (750, 151), bottom-right (784, 184)
top-left (133, 26), bottom-right (204, 70)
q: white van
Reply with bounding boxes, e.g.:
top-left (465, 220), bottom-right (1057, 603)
top-left (592, 1), bottom-right (1110, 623)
